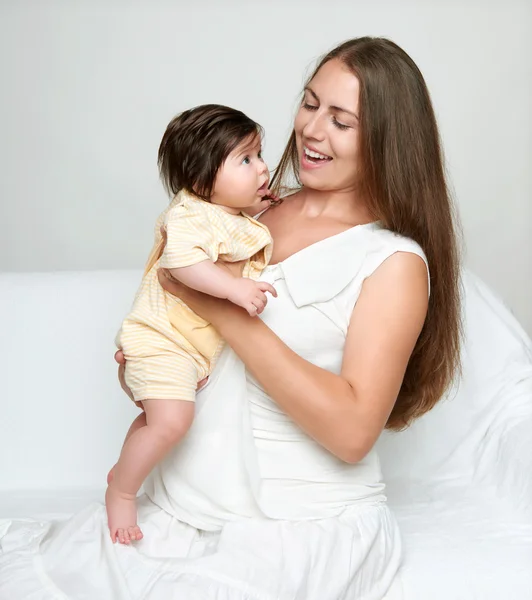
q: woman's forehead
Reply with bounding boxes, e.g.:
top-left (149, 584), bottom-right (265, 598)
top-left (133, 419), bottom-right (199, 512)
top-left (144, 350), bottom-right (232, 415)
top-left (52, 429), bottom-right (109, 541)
top-left (308, 59), bottom-right (360, 111)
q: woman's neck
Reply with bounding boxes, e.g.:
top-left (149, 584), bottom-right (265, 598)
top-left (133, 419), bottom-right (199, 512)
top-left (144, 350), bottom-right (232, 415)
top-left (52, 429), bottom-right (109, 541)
top-left (295, 186), bottom-right (374, 226)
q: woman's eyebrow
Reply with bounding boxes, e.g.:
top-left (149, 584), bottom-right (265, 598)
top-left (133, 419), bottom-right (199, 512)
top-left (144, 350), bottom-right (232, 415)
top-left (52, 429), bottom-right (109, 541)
top-left (305, 86), bottom-right (359, 120)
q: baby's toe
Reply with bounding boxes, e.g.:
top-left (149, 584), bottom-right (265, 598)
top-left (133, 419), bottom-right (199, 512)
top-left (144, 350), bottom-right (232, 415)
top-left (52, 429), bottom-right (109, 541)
top-left (122, 528), bottom-right (131, 545)
top-left (128, 526), bottom-right (142, 541)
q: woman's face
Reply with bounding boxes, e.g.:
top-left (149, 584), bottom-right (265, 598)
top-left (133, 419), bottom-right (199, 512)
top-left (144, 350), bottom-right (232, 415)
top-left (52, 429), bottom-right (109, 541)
top-left (294, 59), bottom-right (361, 193)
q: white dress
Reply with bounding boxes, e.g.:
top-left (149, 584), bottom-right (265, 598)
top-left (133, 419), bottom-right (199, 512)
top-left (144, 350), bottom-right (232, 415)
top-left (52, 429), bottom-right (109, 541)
top-left (0, 223), bottom-right (428, 600)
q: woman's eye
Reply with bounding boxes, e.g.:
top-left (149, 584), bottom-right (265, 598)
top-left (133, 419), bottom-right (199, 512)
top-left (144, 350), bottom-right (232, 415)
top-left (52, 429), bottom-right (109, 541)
top-left (332, 117), bottom-right (350, 131)
top-left (303, 102), bottom-right (318, 111)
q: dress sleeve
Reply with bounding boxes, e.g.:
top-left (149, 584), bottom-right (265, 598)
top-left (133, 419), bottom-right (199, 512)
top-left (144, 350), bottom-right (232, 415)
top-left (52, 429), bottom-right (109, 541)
top-left (337, 229), bottom-right (431, 332)
top-left (159, 202), bottom-right (220, 269)
top-left (143, 209), bottom-right (168, 275)
top-left (279, 225), bottom-right (430, 336)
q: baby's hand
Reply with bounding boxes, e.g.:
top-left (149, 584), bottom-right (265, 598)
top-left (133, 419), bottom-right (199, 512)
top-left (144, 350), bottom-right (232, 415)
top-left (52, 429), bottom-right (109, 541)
top-left (263, 189), bottom-right (281, 204)
top-left (227, 278), bottom-right (277, 316)
top-left (241, 197), bottom-right (272, 218)
top-left (241, 188), bottom-right (281, 218)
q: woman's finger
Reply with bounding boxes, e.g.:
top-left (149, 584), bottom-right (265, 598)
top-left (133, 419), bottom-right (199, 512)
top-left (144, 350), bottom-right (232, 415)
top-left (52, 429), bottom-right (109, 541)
top-left (157, 268), bottom-right (187, 298)
top-left (157, 268), bottom-right (172, 288)
top-left (197, 377), bottom-right (209, 391)
top-left (118, 364), bottom-right (127, 390)
top-left (118, 364), bottom-right (134, 402)
top-left (114, 349), bottom-right (126, 365)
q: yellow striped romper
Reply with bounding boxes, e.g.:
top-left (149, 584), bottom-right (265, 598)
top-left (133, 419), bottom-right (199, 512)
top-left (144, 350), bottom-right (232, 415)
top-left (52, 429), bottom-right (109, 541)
top-left (116, 190), bottom-right (273, 403)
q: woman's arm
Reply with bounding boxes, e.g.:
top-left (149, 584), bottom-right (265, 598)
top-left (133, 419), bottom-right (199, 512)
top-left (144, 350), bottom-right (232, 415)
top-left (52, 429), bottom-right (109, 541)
top-left (158, 253), bottom-right (428, 463)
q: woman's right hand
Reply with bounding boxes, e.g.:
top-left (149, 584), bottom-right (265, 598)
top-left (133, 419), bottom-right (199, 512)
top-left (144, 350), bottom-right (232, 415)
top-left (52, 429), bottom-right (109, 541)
top-left (114, 350), bottom-right (134, 402)
top-left (114, 350), bottom-right (209, 398)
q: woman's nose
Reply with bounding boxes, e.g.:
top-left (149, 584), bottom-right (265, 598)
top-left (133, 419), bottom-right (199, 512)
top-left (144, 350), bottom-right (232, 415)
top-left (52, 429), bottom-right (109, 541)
top-left (303, 111), bottom-right (326, 141)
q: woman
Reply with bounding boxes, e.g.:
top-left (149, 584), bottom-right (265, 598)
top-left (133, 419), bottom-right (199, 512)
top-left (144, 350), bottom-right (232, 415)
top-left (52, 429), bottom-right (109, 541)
top-left (0, 37), bottom-right (460, 600)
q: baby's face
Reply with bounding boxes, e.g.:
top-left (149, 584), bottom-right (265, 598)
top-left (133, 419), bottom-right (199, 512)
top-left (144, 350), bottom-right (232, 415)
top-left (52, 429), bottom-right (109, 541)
top-left (210, 134), bottom-right (270, 213)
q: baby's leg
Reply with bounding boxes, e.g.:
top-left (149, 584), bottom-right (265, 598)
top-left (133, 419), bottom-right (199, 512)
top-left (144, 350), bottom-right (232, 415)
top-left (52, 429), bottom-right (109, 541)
top-left (105, 399), bottom-right (194, 544)
top-left (107, 410), bottom-right (147, 484)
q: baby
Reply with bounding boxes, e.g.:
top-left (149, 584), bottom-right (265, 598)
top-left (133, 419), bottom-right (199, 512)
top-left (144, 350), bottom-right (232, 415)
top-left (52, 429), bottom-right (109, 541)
top-left (107, 104), bottom-right (276, 544)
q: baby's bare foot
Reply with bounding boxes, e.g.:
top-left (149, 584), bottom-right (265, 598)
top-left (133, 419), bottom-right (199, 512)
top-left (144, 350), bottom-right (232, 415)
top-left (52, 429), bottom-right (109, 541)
top-left (105, 484), bottom-right (143, 544)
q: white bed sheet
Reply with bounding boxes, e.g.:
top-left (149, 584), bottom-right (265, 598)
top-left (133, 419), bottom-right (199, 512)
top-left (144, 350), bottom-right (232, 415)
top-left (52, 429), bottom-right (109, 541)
top-left (390, 482), bottom-right (532, 599)
top-left (380, 272), bottom-right (532, 599)
top-left (1, 269), bottom-right (531, 599)
top-left (3, 482), bottom-right (531, 600)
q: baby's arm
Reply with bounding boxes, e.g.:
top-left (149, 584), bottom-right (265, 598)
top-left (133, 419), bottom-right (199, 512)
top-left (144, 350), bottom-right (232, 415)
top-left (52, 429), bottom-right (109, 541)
top-left (168, 261), bottom-right (275, 317)
top-left (167, 261), bottom-right (235, 299)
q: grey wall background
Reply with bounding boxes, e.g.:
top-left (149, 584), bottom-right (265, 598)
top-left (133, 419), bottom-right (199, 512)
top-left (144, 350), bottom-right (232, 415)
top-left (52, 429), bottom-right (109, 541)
top-left (1, 0), bottom-right (531, 333)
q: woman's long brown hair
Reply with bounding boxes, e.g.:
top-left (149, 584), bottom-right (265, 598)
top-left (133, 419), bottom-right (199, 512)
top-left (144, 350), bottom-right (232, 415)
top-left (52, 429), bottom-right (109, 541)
top-left (271, 37), bottom-right (462, 430)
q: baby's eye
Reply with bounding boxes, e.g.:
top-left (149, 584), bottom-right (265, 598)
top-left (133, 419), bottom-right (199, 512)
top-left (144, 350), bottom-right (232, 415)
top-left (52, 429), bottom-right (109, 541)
top-left (242, 156), bottom-right (251, 165)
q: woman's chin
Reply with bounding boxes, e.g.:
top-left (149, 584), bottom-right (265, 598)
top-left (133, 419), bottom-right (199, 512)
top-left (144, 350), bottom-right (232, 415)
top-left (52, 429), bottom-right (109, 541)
top-left (299, 171), bottom-right (336, 191)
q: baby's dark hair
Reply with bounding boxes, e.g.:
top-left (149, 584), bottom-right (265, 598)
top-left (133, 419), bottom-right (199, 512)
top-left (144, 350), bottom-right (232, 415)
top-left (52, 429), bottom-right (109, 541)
top-left (158, 104), bottom-right (263, 200)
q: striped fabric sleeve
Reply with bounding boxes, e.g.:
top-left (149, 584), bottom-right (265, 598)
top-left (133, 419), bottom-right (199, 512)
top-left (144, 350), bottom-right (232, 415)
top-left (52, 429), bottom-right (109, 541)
top-left (159, 203), bottom-right (219, 269)
top-left (153, 209), bottom-right (166, 244)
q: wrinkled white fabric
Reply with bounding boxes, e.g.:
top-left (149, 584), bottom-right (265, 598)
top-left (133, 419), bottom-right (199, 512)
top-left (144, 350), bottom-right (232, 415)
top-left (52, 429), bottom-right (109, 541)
top-left (0, 224), bottom-right (429, 599)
